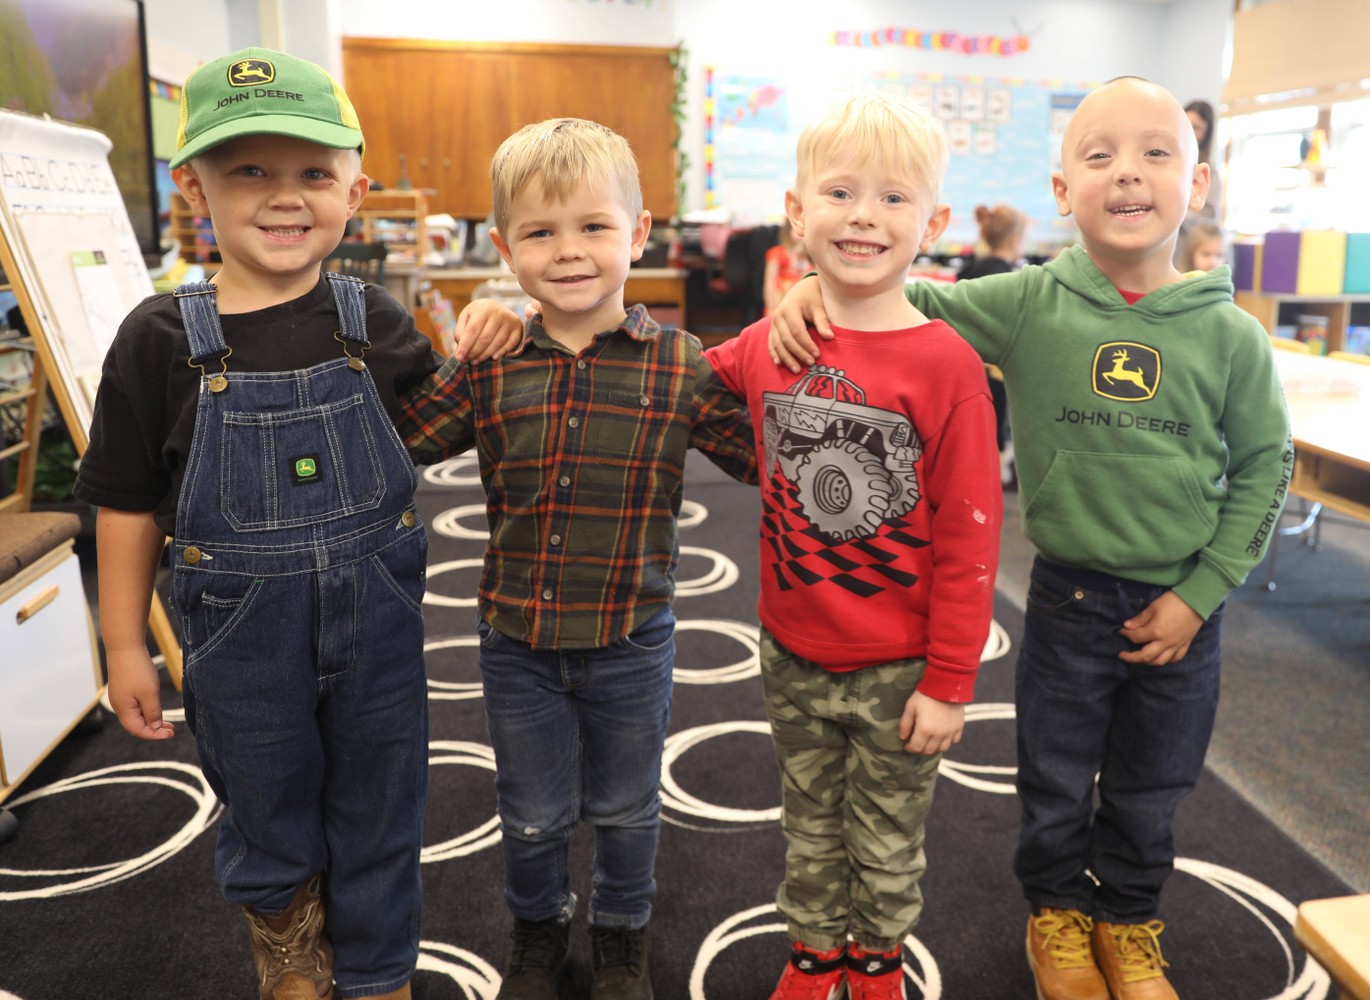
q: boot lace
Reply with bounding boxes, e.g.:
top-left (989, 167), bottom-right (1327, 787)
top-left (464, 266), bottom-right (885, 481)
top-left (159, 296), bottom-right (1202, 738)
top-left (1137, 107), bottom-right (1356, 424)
top-left (508, 919), bottom-right (568, 975)
top-left (1103, 920), bottom-right (1170, 983)
top-left (591, 926), bottom-right (645, 974)
top-left (1033, 909), bottom-right (1096, 970)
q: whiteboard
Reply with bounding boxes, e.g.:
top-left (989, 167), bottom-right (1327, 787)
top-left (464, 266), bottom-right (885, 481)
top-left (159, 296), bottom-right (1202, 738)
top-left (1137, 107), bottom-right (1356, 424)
top-left (0, 110), bottom-right (155, 435)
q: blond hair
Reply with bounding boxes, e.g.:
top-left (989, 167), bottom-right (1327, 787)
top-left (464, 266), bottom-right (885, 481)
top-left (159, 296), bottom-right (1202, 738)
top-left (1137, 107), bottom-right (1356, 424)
top-left (490, 118), bottom-right (642, 233)
top-left (974, 203), bottom-right (1027, 257)
top-left (1178, 219), bottom-right (1226, 271)
top-left (794, 92), bottom-right (948, 201)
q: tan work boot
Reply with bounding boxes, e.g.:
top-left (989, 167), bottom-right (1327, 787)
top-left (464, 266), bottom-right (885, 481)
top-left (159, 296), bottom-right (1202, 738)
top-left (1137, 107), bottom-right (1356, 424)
top-left (1025, 908), bottom-right (1109, 1000)
top-left (1092, 920), bottom-right (1179, 999)
top-left (243, 874), bottom-right (335, 1000)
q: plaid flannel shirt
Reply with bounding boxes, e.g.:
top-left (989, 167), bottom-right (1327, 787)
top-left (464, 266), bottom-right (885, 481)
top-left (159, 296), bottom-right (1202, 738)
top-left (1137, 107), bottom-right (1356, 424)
top-left (398, 305), bottom-right (757, 649)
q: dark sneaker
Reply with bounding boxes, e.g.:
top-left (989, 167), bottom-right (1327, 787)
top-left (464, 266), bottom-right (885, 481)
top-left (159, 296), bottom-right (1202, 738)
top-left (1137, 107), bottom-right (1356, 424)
top-left (1025, 908), bottom-right (1108, 1000)
top-left (496, 918), bottom-right (570, 1000)
top-left (1092, 920), bottom-right (1178, 1000)
top-left (590, 925), bottom-right (652, 999)
top-left (846, 944), bottom-right (905, 999)
top-left (242, 874), bottom-right (334, 1000)
top-left (770, 940), bottom-right (847, 1000)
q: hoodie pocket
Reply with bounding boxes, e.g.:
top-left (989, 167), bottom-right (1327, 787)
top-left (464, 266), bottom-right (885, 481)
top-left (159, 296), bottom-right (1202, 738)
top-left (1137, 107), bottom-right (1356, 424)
top-left (1023, 451), bottom-right (1217, 570)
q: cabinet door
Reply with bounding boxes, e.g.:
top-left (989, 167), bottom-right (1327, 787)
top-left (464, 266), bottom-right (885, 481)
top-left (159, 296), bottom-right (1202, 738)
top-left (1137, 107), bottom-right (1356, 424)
top-left (0, 553), bottom-right (100, 789)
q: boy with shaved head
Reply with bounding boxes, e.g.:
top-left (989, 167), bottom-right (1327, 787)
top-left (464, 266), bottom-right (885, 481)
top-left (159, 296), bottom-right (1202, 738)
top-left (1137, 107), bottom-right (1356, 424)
top-left (768, 77), bottom-right (1292, 999)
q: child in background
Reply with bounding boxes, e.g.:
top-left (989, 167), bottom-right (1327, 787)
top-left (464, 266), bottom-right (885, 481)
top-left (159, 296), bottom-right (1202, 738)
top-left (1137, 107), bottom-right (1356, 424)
top-left (707, 92), bottom-right (1001, 1000)
top-left (73, 48), bottom-right (464, 1000)
top-left (1178, 219), bottom-right (1226, 273)
top-left (957, 203), bottom-right (1029, 485)
top-left (768, 77), bottom-right (1291, 1000)
top-left (396, 117), bottom-right (756, 1000)
top-left (762, 221), bottom-right (812, 316)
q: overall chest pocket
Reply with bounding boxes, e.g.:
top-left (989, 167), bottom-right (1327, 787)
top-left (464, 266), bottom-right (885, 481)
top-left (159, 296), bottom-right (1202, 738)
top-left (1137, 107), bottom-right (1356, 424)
top-left (220, 394), bottom-right (385, 530)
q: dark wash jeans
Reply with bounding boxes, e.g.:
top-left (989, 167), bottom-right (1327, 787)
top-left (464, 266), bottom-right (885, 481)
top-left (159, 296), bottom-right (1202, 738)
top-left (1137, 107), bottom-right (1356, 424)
top-left (1013, 556), bottom-right (1222, 923)
top-left (477, 606), bottom-right (675, 930)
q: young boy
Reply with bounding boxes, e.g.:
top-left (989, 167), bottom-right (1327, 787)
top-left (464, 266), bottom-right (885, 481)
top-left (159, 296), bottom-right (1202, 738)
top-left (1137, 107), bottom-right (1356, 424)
top-left (74, 48), bottom-right (451, 1000)
top-left (768, 77), bottom-right (1293, 1000)
top-left (395, 117), bottom-right (756, 1000)
top-left (705, 93), bottom-right (1003, 999)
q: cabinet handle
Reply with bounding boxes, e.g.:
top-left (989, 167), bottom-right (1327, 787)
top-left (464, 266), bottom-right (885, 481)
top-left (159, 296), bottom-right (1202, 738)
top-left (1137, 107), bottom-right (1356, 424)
top-left (419, 157), bottom-right (429, 169)
top-left (16, 584), bottom-right (59, 624)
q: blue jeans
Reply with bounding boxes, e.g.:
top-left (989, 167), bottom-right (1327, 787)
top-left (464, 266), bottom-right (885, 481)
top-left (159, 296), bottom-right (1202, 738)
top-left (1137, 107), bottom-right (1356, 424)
top-left (1013, 557), bottom-right (1222, 923)
top-left (477, 607), bottom-right (675, 929)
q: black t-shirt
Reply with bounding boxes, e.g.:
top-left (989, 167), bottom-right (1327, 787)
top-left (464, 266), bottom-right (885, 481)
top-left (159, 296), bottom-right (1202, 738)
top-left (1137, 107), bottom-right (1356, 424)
top-left (73, 278), bottom-right (441, 536)
top-left (956, 256), bottom-right (1015, 282)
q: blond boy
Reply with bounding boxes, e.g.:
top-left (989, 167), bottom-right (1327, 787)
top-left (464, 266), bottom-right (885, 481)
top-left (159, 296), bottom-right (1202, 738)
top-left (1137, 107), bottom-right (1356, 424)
top-left (769, 77), bottom-right (1292, 1000)
top-left (395, 118), bottom-right (755, 1000)
top-left (704, 92), bottom-right (1002, 1000)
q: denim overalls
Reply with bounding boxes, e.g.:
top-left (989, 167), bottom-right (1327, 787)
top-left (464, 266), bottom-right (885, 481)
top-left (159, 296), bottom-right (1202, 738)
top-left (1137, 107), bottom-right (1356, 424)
top-left (172, 275), bottom-right (429, 997)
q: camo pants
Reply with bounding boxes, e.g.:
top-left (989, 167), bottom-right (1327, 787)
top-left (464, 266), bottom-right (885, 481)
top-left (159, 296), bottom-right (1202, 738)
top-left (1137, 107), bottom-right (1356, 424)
top-left (760, 629), bottom-right (943, 953)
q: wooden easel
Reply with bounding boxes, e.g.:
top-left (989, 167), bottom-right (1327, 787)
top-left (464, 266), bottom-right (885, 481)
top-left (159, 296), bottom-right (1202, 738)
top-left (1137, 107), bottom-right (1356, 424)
top-left (0, 112), bottom-right (183, 688)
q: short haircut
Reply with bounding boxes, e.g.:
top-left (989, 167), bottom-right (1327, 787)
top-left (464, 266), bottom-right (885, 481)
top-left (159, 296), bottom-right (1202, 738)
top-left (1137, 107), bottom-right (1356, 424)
top-left (490, 118), bottom-right (643, 233)
top-left (794, 92), bottom-right (949, 202)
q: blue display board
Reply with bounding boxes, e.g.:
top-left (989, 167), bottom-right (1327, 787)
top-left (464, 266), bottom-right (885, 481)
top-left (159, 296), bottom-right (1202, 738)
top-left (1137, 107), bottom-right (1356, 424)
top-left (706, 69), bottom-right (1093, 253)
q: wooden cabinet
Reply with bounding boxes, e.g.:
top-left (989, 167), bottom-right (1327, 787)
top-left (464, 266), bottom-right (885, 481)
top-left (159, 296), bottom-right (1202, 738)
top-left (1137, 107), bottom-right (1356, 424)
top-left (1235, 290), bottom-right (1370, 355)
top-left (341, 39), bottom-right (678, 222)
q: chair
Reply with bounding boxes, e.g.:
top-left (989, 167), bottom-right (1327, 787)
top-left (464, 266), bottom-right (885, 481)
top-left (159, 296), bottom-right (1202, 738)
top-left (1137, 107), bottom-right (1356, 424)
top-left (1269, 336), bottom-right (1312, 354)
top-left (707, 225), bottom-right (782, 326)
top-left (1329, 350), bottom-right (1370, 365)
top-left (324, 240), bottom-right (387, 284)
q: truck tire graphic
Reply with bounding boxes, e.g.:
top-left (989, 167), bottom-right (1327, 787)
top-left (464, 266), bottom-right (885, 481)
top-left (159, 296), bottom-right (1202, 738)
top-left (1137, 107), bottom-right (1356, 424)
top-left (793, 438), bottom-right (911, 541)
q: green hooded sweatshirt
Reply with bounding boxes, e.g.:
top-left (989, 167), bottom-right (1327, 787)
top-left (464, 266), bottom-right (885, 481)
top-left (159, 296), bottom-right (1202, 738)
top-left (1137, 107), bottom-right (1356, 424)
top-left (907, 244), bottom-right (1292, 619)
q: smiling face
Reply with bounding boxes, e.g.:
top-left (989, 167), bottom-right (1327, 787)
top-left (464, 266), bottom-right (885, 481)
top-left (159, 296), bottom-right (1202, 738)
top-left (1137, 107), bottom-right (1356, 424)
top-left (490, 174), bottom-right (650, 346)
top-left (787, 144), bottom-right (948, 327)
top-left (174, 133), bottom-right (367, 305)
top-left (1052, 78), bottom-right (1209, 289)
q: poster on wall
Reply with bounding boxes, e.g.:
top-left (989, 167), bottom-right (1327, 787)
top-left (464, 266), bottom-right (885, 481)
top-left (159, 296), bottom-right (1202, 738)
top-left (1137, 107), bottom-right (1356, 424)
top-left (705, 68), bottom-right (1091, 252)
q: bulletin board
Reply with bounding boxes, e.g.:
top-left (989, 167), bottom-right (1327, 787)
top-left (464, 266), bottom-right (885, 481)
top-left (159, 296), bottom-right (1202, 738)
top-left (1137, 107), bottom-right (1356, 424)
top-left (705, 69), bottom-right (1093, 252)
top-left (0, 109), bottom-right (155, 439)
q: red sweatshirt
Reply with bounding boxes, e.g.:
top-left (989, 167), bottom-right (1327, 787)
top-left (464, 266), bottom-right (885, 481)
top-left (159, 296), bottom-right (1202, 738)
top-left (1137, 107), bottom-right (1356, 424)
top-left (706, 317), bottom-right (1002, 702)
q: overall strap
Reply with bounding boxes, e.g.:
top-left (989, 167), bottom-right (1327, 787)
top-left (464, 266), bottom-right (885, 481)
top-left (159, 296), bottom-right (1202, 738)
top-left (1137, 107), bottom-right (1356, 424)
top-left (173, 280), bottom-right (228, 361)
top-left (325, 273), bottom-right (369, 345)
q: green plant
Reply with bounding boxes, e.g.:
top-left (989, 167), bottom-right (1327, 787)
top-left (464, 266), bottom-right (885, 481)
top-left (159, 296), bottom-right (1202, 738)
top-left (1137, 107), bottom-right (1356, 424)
top-left (668, 42), bottom-right (690, 222)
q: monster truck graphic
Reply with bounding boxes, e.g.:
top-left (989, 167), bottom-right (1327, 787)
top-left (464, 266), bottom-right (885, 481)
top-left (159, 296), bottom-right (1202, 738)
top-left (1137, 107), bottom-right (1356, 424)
top-left (762, 365), bottom-right (922, 542)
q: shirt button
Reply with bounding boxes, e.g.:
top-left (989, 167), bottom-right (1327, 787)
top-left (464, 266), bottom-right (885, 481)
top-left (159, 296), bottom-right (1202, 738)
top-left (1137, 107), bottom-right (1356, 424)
top-left (568, 415), bottom-right (580, 428)
top-left (550, 534), bottom-right (562, 545)
top-left (542, 588), bottom-right (554, 600)
top-left (559, 475), bottom-right (571, 487)
top-left (639, 394), bottom-right (650, 407)
top-left (183, 546), bottom-right (202, 564)
top-left (577, 359), bottom-right (587, 369)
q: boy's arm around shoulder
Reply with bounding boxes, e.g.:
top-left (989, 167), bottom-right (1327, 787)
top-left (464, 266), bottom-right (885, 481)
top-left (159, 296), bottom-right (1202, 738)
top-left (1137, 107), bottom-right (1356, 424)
top-left (906, 270), bottom-right (1032, 366)
top-left (1171, 314), bottom-right (1293, 620)
top-left (395, 354), bottom-right (479, 467)
top-left (692, 332), bottom-right (758, 486)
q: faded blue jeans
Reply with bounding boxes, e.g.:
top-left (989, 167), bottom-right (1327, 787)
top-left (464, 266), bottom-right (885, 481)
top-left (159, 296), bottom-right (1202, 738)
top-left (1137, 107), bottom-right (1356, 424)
top-left (477, 607), bottom-right (675, 930)
top-left (1013, 556), bottom-right (1222, 923)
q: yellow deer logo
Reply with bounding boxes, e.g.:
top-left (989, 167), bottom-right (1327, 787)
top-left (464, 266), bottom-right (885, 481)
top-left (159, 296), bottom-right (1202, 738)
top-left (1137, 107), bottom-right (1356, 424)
top-left (1101, 349), bottom-right (1151, 393)
top-left (1092, 342), bottom-right (1160, 401)
top-left (229, 59), bottom-right (275, 86)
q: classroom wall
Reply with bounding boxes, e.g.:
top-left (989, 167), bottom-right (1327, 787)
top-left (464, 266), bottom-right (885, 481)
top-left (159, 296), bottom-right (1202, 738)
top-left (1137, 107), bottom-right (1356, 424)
top-left (140, 0), bottom-right (1231, 238)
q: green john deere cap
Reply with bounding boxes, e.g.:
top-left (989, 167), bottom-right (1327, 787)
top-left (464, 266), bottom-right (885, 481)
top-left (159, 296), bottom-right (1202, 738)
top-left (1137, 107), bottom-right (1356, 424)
top-left (170, 47), bottom-right (364, 169)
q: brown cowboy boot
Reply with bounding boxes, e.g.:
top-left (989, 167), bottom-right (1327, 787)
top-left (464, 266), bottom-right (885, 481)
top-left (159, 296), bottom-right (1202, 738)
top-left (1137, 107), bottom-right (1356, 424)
top-left (243, 874), bottom-right (335, 1000)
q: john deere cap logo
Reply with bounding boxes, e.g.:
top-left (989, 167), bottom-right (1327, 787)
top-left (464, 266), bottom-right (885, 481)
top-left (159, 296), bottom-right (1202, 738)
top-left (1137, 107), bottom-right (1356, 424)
top-left (229, 58), bottom-right (275, 87)
top-left (291, 454), bottom-right (322, 486)
top-left (1093, 342), bottom-right (1160, 402)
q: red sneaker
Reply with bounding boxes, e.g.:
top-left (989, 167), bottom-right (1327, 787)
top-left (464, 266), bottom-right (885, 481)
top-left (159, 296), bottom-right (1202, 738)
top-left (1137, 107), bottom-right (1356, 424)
top-left (846, 944), bottom-right (906, 1000)
top-left (769, 941), bottom-right (847, 1000)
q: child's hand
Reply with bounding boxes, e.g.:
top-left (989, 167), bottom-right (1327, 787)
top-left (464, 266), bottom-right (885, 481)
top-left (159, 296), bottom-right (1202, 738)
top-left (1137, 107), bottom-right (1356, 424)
top-left (106, 649), bottom-right (175, 741)
top-left (1118, 591), bottom-right (1203, 665)
top-left (898, 690), bottom-right (965, 755)
top-left (768, 275), bottom-right (832, 373)
top-left (453, 299), bottom-right (524, 363)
